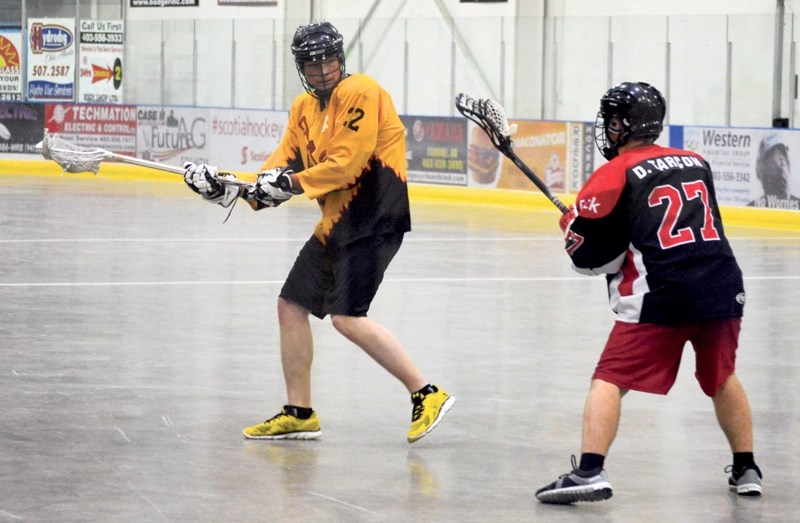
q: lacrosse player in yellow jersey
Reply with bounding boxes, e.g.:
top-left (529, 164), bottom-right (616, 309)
top-left (183, 20), bottom-right (454, 443)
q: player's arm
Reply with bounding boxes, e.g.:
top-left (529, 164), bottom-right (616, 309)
top-left (560, 164), bottom-right (629, 275)
top-left (242, 105), bottom-right (306, 210)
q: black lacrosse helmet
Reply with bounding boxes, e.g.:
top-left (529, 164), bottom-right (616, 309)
top-left (291, 21), bottom-right (346, 102)
top-left (595, 82), bottom-right (666, 160)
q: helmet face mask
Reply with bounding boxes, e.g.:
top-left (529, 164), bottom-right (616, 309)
top-left (594, 82), bottom-right (666, 160)
top-left (291, 21), bottom-right (346, 103)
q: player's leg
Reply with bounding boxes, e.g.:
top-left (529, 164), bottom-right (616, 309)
top-left (581, 379), bottom-right (625, 456)
top-left (330, 313), bottom-right (454, 442)
top-left (712, 374), bottom-right (753, 452)
top-left (278, 296), bottom-right (314, 407)
top-left (713, 374), bottom-right (761, 495)
top-left (692, 318), bottom-right (762, 495)
top-left (536, 322), bottom-right (685, 504)
top-left (330, 314), bottom-right (426, 392)
top-left (327, 233), bottom-right (454, 443)
top-left (534, 378), bottom-right (619, 505)
top-left (242, 237), bottom-right (328, 440)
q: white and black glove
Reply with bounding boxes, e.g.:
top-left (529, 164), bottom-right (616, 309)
top-left (248, 166), bottom-right (301, 208)
top-left (183, 162), bottom-right (239, 208)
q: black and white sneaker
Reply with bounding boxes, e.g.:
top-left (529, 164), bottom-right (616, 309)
top-left (536, 455), bottom-right (613, 504)
top-left (726, 465), bottom-right (762, 496)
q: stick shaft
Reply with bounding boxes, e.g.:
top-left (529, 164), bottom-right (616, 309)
top-left (500, 145), bottom-right (569, 214)
top-left (108, 151), bottom-right (250, 186)
top-left (107, 152), bottom-right (185, 174)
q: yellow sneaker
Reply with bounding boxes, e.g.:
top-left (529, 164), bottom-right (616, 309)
top-left (407, 386), bottom-right (455, 443)
top-left (243, 407), bottom-right (321, 440)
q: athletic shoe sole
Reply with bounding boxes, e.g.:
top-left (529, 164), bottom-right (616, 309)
top-left (242, 429), bottom-right (321, 440)
top-left (730, 483), bottom-right (762, 496)
top-left (536, 482), bottom-right (613, 504)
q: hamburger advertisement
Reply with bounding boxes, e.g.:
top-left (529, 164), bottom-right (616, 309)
top-left (467, 123), bottom-right (502, 187)
top-left (400, 115), bottom-right (587, 193)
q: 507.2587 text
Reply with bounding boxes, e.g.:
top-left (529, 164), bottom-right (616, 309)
top-left (32, 65), bottom-right (70, 78)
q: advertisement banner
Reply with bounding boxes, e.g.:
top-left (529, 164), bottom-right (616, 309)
top-left (0, 29), bottom-right (23, 101)
top-left (208, 108), bottom-right (287, 172)
top-left (465, 121), bottom-right (501, 188)
top-left (136, 106), bottom-right (211, 168)
top-left (573, 122), bottom-right (596, 193)
top-left (78, 20), bottom-right (124, 104)
top-left (217, 0), bottom-right (277, 5)
top-left (0, 102), bottom-right (46, 154)
top-left (129, 0), bottom-right (200, 7)
top-left (401, 115), bottom-right (468, 186)
top-left (683, 127), bottom-right (800, 210)
top-left (493, 120), bottom-right (569, 192)
top-left (45, 103), bottom-right (136, 154)
top-left (27, 18), bottom-right (76, 102)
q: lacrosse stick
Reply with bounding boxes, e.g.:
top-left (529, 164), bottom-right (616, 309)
top-left (36, 131), bottom-right (250, 187)
top-left (455, 93), bottom-right (569, 214)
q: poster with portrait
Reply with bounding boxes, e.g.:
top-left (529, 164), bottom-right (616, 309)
top-left (0, 28), bottom-right (23, 101)
top-left (78, 20), bottom-right (124, 104)
top-left (682, 127), bottom-right (800, 210)
top-left (27, 18), bottom-right (76, 102)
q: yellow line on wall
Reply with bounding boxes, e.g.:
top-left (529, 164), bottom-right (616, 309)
top-left (2, 158), bottom-right (799, 230)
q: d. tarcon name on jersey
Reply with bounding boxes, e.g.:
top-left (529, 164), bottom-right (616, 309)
top-left (631, 155), bottom-right (704, 180)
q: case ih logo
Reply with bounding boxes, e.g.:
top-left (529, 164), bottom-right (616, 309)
top-left (29, 24), bottom-right (73, 54)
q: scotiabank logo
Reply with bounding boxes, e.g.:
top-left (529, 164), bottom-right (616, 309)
top-left (30, 24), bottom-right (73, 54)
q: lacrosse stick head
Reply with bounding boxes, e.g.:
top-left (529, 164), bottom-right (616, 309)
top-left (36, 131), bottom-right (107, 174)
top-left (455, 93), bottom-right (518, 151)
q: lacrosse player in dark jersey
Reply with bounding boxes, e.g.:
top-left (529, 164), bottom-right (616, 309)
top-left (535, 82), bottom-right (762, 504)
top-left (183, 21), bottom-right (453, 444)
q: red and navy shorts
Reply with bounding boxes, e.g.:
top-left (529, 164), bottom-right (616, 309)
top-left (592, 318), bottom-right (741, 397)
top-left (280, 233), bottom-right (404, 319)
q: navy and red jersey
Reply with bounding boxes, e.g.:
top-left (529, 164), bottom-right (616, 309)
top-left (562, 144), bottom-right (745, 324)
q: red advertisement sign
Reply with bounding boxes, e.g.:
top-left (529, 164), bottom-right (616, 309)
top-left (44, 103), bottom-right (137, 154)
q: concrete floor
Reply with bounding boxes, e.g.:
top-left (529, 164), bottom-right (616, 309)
top-left (0, 173), bottom-right (797, 522)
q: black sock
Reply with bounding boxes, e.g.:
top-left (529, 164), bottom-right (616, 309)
top-left (577, 453), bottom-right (605, 475)
top-left (414, 384), bottom-right (437, 395)
top-left (732, 452), bottom-right (760, 477)
top-left (284, 405), bottom-right (313, 419)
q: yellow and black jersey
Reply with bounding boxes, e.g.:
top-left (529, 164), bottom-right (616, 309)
top-left (261, 73), bottom-right (411, 247)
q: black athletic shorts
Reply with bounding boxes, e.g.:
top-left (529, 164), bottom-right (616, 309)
top-left (280, 233), bottom-right (404, 319)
